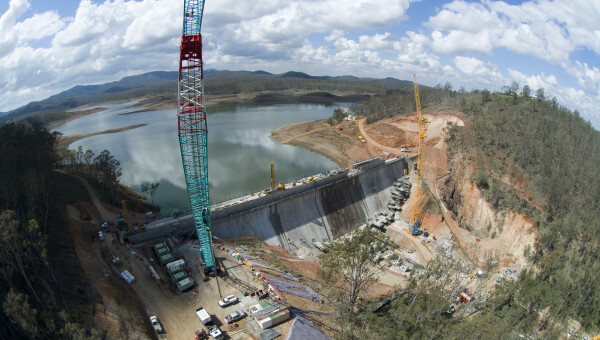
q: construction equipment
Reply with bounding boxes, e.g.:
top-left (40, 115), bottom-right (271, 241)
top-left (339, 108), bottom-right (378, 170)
top-left (270, 162), bottom-right (276, 191)
top-left (410, 74), bottom-right (428, 236)
top-left (177, 0), bottom-right (215, 272)
top-left (269, 162), bottom-right (285, 191)
top-left (121, 200), bottom-right (133, 233)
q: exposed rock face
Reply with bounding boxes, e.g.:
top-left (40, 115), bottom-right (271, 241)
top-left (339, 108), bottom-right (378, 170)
top-left (440, 155), bottom-right (536, 266)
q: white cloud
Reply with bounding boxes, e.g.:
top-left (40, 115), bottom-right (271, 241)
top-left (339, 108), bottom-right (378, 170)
top-left (325, 30), bottom-right (344, 43)
top-left (0, 0), bottom-right (29, 58)
top-left (431, 29), bottom-right (493, 55)
top-left (0, 0), bottom-right (598, 129)
top-left (507, 68), bottom-right (600, 125)
top-left (453, 56), bottom-right (504, 86)
top-left (572, 61), bottom-right (600, 96)
top-left (507, 69), bottom-right (557, 91)
top-left (427, 0), bottom-right (597, 64)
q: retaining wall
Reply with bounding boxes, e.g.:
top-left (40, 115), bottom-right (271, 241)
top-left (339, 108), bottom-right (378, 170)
top-left (129, 157), bottom-right (408, 250)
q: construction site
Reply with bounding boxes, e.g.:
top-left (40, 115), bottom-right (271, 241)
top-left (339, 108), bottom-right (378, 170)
top-left (61, 57), bottom-right (540, 340)
top-left (60, 1), bottom-right (538, 339)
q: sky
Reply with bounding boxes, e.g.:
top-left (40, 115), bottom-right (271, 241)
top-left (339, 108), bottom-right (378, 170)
top-left (0, 0), bottom-right (599, 128)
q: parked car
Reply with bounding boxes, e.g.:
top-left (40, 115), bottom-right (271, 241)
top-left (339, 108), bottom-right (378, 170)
top-left (149, 315), bottom-right (163, 333)
top-left (218, 295), bottom-right (239, 307)
top-left (224, 310), bottom-right (246, 324)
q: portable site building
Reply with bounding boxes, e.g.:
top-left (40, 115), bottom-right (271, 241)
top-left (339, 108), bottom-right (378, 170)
top-left (250, 301), bottom-right (280, 318)
top-left (256, 309), bottom-right (290, 330)
top-left (166, 259), bottom-right (185, 271)
top-left (153, 242), bottom-right (169, 253)
top-left (171, 270), bottom-right (189, 283)
top-left (176, 277), bottom-right (195, 292)
top-left (155, 247), bottom-right (170, 257)
top-left (168, 266), bottom-right (186, 277)
top-left (159, 253), bottom-right (176, 265)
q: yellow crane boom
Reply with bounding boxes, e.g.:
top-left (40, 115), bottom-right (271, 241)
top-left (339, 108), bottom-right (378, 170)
top-left (410, 74), bottom-right (428, 234)
top-left (122, 200), bottom-right (133, 233)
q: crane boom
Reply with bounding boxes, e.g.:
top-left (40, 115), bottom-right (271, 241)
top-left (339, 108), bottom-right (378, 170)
top-left (410, 74), bottom-right (427, 235)
top-left (178, 0), bottom-right (215, 271)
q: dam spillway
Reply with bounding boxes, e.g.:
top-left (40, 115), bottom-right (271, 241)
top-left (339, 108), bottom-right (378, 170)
top-left (129, 157), bottom-right (409, 250)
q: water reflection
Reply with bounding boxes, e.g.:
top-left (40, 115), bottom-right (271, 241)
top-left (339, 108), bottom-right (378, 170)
top-left (54, 102), bottom-right (344, 213)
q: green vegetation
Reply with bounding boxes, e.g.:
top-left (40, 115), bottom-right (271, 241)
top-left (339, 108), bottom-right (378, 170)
top-left (323, 85), bottom-right (599, 338)
top-left (0, 122), bottom-right (128, 338)
top-left (141, 182), bottom-right (160, 205)
top-left (362, 82), bottom-right (455, 123)
top-left (327, 107), bottom-right (350, 125)
top-left (318, 227), bottom-right (391, 337)
top-left (446, 88), bottom-right (600, 333)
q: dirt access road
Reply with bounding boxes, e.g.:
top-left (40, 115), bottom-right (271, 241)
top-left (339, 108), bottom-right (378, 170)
top-left (69, 174), bottom-right (317, 339)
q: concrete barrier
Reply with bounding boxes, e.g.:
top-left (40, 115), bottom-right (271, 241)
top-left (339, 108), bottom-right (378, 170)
top-left (128, 157), bottom-right (408, 249)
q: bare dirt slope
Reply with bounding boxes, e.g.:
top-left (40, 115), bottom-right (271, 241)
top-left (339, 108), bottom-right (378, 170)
top-left (272, 110), bottom-right (535, 271)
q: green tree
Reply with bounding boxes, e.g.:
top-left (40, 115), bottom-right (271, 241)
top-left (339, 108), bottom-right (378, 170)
top-left (93, 150), bottom-right (121, 203)
top-left (319, 227), bottom-right (390, 336)
top-left (327, 107), bottom-right (348, 125)
top-left (510, 81), bottom-right (520, 95)
top-left (0, 211), bottom-right (47, 308)
top-left (521, 85), bottom-right (531, 98)
top-left (3, 289), bottom-right (39, 337)
top-left (481, 89), bottom-right (491, 103)
top-left (536, 87), bottom-right (545, 101)
top-left (141, 182), bottom-right (160, 205)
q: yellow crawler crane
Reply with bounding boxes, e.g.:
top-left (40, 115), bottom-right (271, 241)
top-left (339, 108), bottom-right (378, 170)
top-left (121, 200), bottom-right (133, 234)
top-left (410, 74), bottom-right (428, 235)
top-left (270, 162), bottom-right (285, 192)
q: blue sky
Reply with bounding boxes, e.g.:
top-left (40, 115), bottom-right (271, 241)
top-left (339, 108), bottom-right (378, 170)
top-left (1, 0), bottom-right (599, 129)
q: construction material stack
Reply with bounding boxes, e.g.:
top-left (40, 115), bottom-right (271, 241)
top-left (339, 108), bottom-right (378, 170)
top-left (177, 0), bottom-right (215, 272)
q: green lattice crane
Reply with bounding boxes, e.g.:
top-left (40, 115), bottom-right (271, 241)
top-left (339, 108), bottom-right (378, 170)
top-left (177, 0), bottom-right (215, 271)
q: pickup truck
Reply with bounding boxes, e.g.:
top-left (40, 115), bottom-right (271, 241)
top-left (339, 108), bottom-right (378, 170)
top-left (149, 315), bottom-right (163, 333)
top-left (224, 310), bottom-right (247, 324)
top-left (218, 295), bottom-right (239, 307)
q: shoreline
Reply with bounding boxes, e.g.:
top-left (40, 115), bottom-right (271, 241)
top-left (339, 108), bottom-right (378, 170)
top-left (56, 124), bottom-right (147, 148)
top-left (45, 91), bottom-right (369, 130)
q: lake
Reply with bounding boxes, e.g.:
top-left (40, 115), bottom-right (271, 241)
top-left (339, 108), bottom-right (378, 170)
top-left (53, 101), bottom-right (347, 213)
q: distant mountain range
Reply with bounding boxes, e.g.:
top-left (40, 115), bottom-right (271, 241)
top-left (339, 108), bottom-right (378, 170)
top-left (0, 70), bottom-right (413, 124)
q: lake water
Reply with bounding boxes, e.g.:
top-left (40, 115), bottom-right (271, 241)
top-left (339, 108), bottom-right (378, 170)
top-left (53, 102), bottom-right (346, 213)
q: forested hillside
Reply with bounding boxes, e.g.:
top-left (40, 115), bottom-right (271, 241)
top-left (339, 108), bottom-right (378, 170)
top-left (354, 88), bottom-right (600, 338)
top-left (0, 122), bottom-right (129, 338)
top-left (449, 91), bottom-right (600, 330)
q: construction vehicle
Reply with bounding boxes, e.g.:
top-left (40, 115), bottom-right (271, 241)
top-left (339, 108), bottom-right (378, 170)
top-left (177, 0), bottom-right (216, 273)
top-left (409, 75), bottom-right (428, 236)
top-left (121, 200), bottom-right (133, 233)
top-left (269, 162), bottom-right (285, 192)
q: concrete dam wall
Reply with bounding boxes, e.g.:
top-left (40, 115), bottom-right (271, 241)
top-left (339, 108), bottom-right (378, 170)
top-left (130, 157), bottom-right (408, 250)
